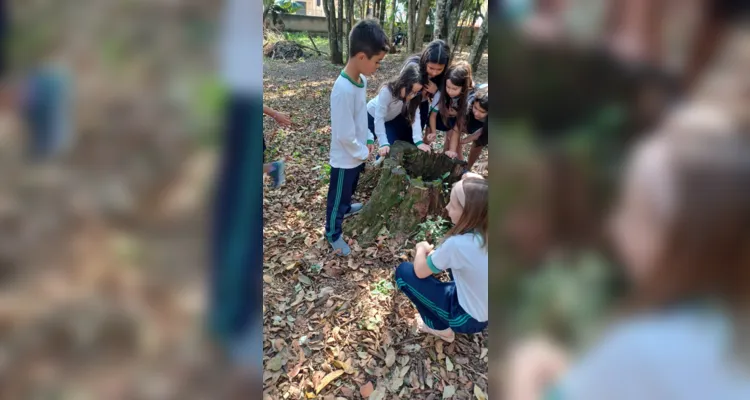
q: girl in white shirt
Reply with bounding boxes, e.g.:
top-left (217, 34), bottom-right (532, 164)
top-left (395, 175), bottom-right (489, 343)
top-left (367, 63), bottom-right (431, 154)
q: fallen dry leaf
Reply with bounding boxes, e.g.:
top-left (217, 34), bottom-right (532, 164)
top-left (385, 348), bottom-right (396, 367)
top-left (360, 381), bottom-right (374, 398)
top-left (332, 359), bottom-right (355, 374)
top-left (315, 370), bottom-right (345, 394)
top-left (443, 385), bottom-right (456, 399)
top-left (267, 355), bottom-right (284, 372)
top-left (473, 384), bottom-right (487, 400)
top-left (370, 387), bottom-right (387, 400)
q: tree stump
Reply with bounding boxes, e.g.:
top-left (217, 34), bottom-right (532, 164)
top-left (345, 141), bottom-right (466, 245)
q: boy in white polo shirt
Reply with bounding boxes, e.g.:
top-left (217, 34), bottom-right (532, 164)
top-left (325, 19), bottom-right (389, 256)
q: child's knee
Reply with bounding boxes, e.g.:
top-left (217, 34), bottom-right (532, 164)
top-left (394, 262), bottom-right (414, 283)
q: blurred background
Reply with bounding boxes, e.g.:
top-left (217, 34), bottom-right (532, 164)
top-left (0, 1), bottom-right (247, 398)
top-left (488, 0), bottom-right (750, 395)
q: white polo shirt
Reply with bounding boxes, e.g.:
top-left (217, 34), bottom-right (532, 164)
top-left (427, 233), bottom-right (488, 322)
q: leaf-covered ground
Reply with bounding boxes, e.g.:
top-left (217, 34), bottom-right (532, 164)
top-left (262, 52), bottom-right (489, 400)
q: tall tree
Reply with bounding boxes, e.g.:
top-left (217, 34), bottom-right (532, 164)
top-left (346, 0), bottom-right (355, 59)
top-left (338, 0), bottom-right (345, 58)
top-left (468, 13), bottom-right (487, 72)
top-left (407, 0), bottom-right (417, 53)
top-left (433, 0), bottom-right (447, 40)
top-left (414, 0), bottom-right (431, 52)
top-left (446, 0), bottom-right (465, 53)
top-left (364, 0), bottom-right (370, 17)
top-left (389, 0), bottom-right (397, 44)
top-left (378, 0), bottom-right (387, 26)
top-left (323, 0), bottom-right (343, 64)
top-left (466, 0), bottom-right (482, 45)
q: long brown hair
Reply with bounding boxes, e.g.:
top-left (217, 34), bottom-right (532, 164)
top-left (631, 122), bottom-right (750, 313)
top-left (445, 178), bottom-right (488, 248)
top-left (439, 61), bottom-right (474, 135)
top-left (382, 63), bottom-right (422, 124)
top-left (403, 39), bottom-right (452, 89)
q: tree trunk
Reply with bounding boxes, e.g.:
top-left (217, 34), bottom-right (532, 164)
top-left (467, 5), bottom-right (481, 45)
top-left (379, 0), bottom-right (387, 26)
top-left (415, 0), bottom-right (431, 52)
top-left (446, 0), bottom-right (465, 53)
top-left (433, 0), bottom-right (447, 40)
top-left (389, 0), bottom-right (397, 45)
top-left (348, 0), bottom-right (355, 55)
top-left (345, 141), bottom-right (467, 245)
top-left (365, 0), bottom-right (370, 18)
top-left (468, 14), bottom-right (487, 73)
top-left (407, 0), bottom-right (417, 53)
top-left (338, 0), bottom-right (345, 58)
top-left (346, 0), bottom-right (352, 60)
top-left (324, 0), bottom-right (344, 64)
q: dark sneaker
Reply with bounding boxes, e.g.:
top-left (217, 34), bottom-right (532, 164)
top-left (268, 160), bottom-right (285, 188)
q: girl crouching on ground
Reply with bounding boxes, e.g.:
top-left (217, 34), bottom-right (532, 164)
top-left (395, 175), bottom-right (488, 342)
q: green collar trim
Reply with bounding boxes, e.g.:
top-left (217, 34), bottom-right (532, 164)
top-left (340, 71), bottom-right (364, 88)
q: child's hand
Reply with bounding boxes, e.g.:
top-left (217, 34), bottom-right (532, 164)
top-left (445, 151), bottom-right (458, 159)
top-left (425, 81), bottom-right (438, 95)
top-left (416, 241), bottom-right (434, 254)
top-left (367, 143), bottom-right (376, 154)
top-left (272, 111), bottom-right (292, 127)
top-left (379, 146), bottom-right (390, 157)
top-left (426, 132), bottom-right (437, 143)
top-left (463, 131), bottom-right (481, 144)
top-left (417, 143), bottom-right (431, 153)
top-left (504, 337), bottom-right (569, 400)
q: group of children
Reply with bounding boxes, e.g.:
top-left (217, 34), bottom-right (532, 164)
top-left (324, 20), bottom-right (490, 341)
top-left (366, 39), bottom-right (489, 170)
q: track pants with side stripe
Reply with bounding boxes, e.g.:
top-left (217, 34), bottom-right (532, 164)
top-left (209, 93), bottom-right (263, 366)
top-left (395, 262), bottom-right (488, 333)
top-left (325, 163), bottom-right (365, 243)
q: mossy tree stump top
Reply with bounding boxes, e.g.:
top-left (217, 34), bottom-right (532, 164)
top-left (346, 141), bottom-right (466, 245)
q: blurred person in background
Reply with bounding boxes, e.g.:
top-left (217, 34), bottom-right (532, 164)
top-left (208, 0), bottom-right (263, 392)
top-left (0, 0), bottom-right (73, 162)
top-left (21, 40), bottom-right (73, 161)
top-left (505, 104), bottom-right (750, 400)
top-left (517, 0), bottom-right (750, 93)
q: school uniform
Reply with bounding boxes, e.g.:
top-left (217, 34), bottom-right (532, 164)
top-left (467, 85), bottom-right (488, 147)
top-left (209, 0), bottom-right (264, 369)
top-left (367, 86), bottom-right (425, 147)
top-left (395, 233), bottom-right (488, 333)
top-left (547, 303), bottom-right (750, 400)
top-left (434, 91), bottom-right (460, 132)
top-left (401, 58), bottom-right (439, 133)
top-left (325, 71), bottom-right (373, 243)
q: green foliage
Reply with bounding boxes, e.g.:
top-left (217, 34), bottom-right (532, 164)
top-left (511, 251), bottom-right (620, 351)
top-left (275, 0), bottom-right (303, 14)
top-left (371, 279), bottom-right (395, 298)
top-left (265, 0), bottom-right (302, 26)
top-left (415, 215), bottom-right (450, 242)
top-left (309, 264), bottom-right (323, 274)
top-left (317, 164), bottom-right (332, 184)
